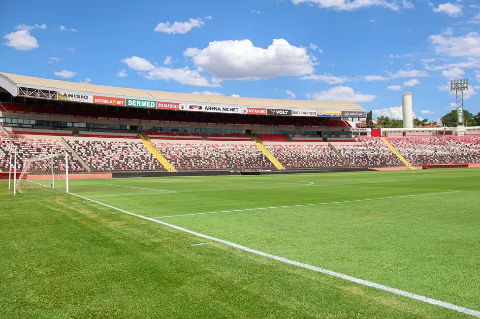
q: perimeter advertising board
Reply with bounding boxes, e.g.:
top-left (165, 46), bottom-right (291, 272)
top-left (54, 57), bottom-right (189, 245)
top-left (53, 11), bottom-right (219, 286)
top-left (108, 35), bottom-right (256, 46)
top-left (317, 110), bottom-right (341, 117)
top-left (267, 109), bottom-right (292, 116)
top-left (58, 92), bottom-right (93, 103)
top-left (341, 111), bottom-right (366, 118)
top-left (157, 101), bottom-right (180, 110)
top-left (94, 96), bottom-right (126, 106)
top-left (126, 99), bottom-right (156, 109)
top-left (242, 107), bottom-right (267, 115)
top-left (292, 110), bottom-right (317, 117)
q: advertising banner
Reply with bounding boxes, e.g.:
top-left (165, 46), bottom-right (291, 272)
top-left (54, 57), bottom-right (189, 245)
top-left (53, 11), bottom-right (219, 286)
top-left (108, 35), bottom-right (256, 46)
top-left (341, 111), bottom-right (366, 118)
top-left (157, 101), bottom-right (180, 110)
top-left (242, 107), bottom-right (267, 115)
top-left (187, 105), bottom-right (203, 111)
top-left (458, 107), bottom-right (464, 124)
top-left (220, 106), bottom-right (241, 114)
top-left (317, 110), bottom-right (342, 117)
top-left (94, 96), bottom-right (126, 106)
top-left (267, 109), bottom-right (292, 116)
top-left (126, 99), bottom-right (156, 109)
top-left (292, 110), bottom-right (317, 117)
top-left (58, 92), bottom-right (93, 103)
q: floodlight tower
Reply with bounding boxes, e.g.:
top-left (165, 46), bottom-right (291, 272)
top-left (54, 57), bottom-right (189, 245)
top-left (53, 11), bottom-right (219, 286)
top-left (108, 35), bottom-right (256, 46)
top-left (451, 79), bottom-right (469, 125)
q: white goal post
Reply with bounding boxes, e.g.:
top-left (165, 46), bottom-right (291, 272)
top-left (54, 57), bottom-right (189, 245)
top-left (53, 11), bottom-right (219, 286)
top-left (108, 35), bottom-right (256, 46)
top-left (15, 152), bottom-right (70, 195)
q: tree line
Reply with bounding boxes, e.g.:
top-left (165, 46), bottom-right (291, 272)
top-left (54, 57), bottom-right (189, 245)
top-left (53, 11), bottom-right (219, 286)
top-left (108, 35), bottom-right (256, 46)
top-left (365, 110), bottom-right (480, 128)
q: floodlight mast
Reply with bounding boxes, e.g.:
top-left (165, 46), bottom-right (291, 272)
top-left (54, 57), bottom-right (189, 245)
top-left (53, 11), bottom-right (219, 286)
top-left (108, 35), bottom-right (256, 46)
top-left (450, 79), bottom-right (469, 125)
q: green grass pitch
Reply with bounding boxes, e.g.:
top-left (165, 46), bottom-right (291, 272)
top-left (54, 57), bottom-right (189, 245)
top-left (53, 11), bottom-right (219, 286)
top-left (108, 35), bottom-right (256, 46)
top-left (1, 169), bottom-right (479, 318)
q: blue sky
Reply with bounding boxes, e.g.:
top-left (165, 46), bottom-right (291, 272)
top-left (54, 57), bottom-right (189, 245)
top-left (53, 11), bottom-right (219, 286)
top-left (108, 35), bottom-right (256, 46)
top-left (1, 0), bottom-right (480, 121)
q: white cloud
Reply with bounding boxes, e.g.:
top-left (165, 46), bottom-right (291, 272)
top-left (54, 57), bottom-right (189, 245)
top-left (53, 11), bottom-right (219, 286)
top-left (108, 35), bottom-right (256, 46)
top-left (67, 47), bottom-right (76, 51)
top-left (290, 0), bottom-right (400, 11)
top-left (388, 85), bottom-right (403, 90)
top-left (390, 54), bottom-right (400, 58)
top-left (301, 73), bottom-right (351, 84)
top-left (441, 67), bottom-right (465, 78)
top-left (432, 3), bottom-right (462, 17)
top-left (307, 86), bottom-right (376, 102)
top-left (80, 78), bottom-right (92, 84)
top-left (145, 66), bottom-right (220, 87)
top-left (15, 23), bottom-right (47, 31)
top-left (421, 110), bottom-right (435, 115)
top-left (372, 106), bottom-right (404, 119)
top-left (60, 25), bottom-right (77, 32)
top-left (430, 31), bottom-right (480, 57)
top-left (47, 57), bottom-right (62, 63)
top-left (184, 39), bottom-right (315, 80)
top-left (364, 69), bottom-right (428, 81)
top-left (3, 30), bottom-right (39, 51)
top-left (117, 69), bottom-right (128, 78)
top-left (204, 16), bottom-right (212, 20)
top-left (122, 56), bottom-right (155, 71)
top-left (164, 56), bottom-right (173, 65)
top-left (309, 43), bottom-right (323, 53)
top-left (154, 18), bottom-right (205, 34)
top-left (403, 78), bottom-right (420, 86)
top-left (286, 90), bottom-right (296, 99)
top-left (54, 70), bottom-right (76, 78)
top-left (192, 91), bottom-right (223, 96)
top-left (476, 72), bottom-right (480, 82)
top-left (251, 9), bottom-right (261, 14)
top-left (402, 0), bottom-right (414, 9)
top-left (231, 94), bottom-right (240, 97)
top-left (445, 102), bottom-right (457, 110)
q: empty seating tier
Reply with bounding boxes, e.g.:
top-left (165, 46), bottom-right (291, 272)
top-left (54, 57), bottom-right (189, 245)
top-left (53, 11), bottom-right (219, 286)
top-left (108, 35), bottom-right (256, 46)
top-left (265, 145), bottom-right (343, 169)
top-left (335, 137), bottom-right (403, 167)
top-left (67, 140), bottom-right (165, 172)
top-left (154, 143), bottom-right (274, 171)
top-left (256, 134), bottom-right (290, 142)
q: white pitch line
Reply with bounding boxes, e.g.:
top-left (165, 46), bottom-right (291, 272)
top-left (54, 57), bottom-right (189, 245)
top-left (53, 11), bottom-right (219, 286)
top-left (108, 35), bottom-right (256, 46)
top-left (88, 192), bottom-right (177, 198)
top-left (101, 183), bottom-right (175, 193)
top-left (67, 191), bottom-right (480, 318)
top-left (151, 191), bottom-right (462, 219)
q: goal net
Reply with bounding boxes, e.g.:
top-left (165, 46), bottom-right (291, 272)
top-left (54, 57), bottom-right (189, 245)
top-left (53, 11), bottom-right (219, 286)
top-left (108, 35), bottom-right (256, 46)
top-left (16, 153), bottom-right (70, 194)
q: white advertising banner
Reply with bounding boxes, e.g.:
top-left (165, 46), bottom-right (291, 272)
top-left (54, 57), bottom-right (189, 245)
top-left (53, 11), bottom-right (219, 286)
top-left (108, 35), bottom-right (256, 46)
top-left (58, 92), bottom-right (93, 103)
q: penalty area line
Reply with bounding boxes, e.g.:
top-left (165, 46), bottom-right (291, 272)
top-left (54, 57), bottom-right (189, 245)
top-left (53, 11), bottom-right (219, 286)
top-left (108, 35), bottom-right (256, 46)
top-left (69, 191), bottom-right (480, 318)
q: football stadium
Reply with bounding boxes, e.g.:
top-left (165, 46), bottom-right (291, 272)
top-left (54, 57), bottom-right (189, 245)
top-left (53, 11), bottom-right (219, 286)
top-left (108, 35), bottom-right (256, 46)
top-left (1, 70), bottom-right (480, 318)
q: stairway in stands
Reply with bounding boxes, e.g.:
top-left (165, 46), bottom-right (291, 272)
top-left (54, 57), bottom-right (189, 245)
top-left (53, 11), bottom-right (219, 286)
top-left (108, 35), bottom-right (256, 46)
top-left (138, 132), bottom-right (177, 172)
top-left (380, 137), bottom-right (415, 170)
top-left (252, 134), bottom-right (286, 170)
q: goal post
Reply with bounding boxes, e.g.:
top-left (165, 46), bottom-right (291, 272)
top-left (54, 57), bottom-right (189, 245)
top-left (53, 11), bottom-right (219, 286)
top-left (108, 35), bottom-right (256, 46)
top-left (16, 152), bottom-right (70, 195)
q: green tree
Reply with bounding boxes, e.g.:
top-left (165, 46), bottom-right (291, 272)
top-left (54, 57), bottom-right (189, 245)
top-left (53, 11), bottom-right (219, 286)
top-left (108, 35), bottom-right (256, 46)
top-left (442, 110), bottom-right (476, 127)
top-left (377, 116), bottom-right (391, 128)
top-left (366, 111), bottom-right (373, 128)
top-left (413, 118), bottom-right (428, 128)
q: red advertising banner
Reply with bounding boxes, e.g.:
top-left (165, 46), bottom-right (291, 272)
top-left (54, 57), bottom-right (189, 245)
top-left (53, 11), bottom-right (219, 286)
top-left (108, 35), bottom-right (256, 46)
top-left (157, 101), bottom-right (180, 110)
top-left (243, 107), bottom-right (267, 115)
top-left (94, 96), bottom-right (126, 106)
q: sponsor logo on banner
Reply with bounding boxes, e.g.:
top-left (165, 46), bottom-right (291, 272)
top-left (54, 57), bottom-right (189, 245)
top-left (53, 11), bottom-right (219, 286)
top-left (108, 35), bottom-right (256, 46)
top-left (157, 101), bottom-right (180, 110)
top-left (317, 110), bottom-right (342, 117)
top-left (268, 109), bottom-right (292, 116)
top-left (94, 96), bottom-right (126, 106)
top-left (188, 105), bottom-right (203, 111)
top-left (126, 99), bottom-right (156, 108)
top-left (341, 111), bottom-right (366, 118)
top-left (204, 105), bottom-right (222, 112)
top-left (179, 104), bottom-right (186, 111)
top-left (221, 106), bottom-right (240, 113)
top-left (292, 110), bottom-right (317, 117)
top-left (58, 92), bottom-right (93, 103)
top-left (242, 107), bottom-right (267, 115)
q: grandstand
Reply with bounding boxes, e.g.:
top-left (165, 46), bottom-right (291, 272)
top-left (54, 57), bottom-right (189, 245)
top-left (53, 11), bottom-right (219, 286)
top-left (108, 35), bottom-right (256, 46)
top-left (1, 72), bottom-right (480, 176)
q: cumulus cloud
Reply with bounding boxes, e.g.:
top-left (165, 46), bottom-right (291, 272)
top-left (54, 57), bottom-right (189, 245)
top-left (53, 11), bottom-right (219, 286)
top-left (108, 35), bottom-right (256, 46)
top-left (15, 23), bottom-right (47, 31)
top-left (307, 86), bottom-right (376, 102)
top-left (421, 110), bottom-right (435, 115)
top-left (164, 56), bottom-right (173, 65)
top-left (286, 90), bottom-right (296, 99)
top-left (430, 31), bottom-right (480, 57)
top-left (59, 25), bottom-right (77, 32)
top-left (3, 30), bottom-right (39, 51)
top-left (403, 79), bottom-right (420, 86)
top-left (54, 70), bottom-right (76, 78)
top-left (290, 0), bottom-right (400, 11)
top-left (145, 66), bottom-right (220, 87)
top-left (154, 18), bottom-right (205, 34)
top-left (388, 85), bottom-right (403, 91)
top-left (122, 56), bottom-right (155, 71)
top-left (372, 106), bottom-right (405, 119)
top-left (192, 91), bottom-right (224, 96)
top-left (184, 39), bottom-right (315, 80)
top-left (80, 78), bottom-right (92, 84)
top-left (432, 3), bottom-right (462, 17)
top-left (301, 73), bottom-right (351, 84)
top-left (231, 94), bottom-right (240, 97)
top-left (441, 67), bottom-right (465, 78)
top-left (117, 69), bottom-right (128, 78)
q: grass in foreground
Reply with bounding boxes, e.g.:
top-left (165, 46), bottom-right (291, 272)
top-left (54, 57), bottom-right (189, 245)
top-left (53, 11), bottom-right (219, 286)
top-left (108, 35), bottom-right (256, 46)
top-left (1, 169), bottom-right (479, 318)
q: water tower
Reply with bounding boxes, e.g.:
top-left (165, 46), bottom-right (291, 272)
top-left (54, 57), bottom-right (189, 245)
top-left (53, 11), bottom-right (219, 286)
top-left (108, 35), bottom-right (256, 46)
top-left (402, 92), bottom-right (413, 129)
